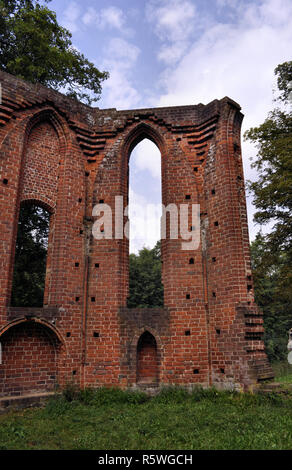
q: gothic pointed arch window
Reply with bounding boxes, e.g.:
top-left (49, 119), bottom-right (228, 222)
top-left (127, 137), bottom-right (164, 308)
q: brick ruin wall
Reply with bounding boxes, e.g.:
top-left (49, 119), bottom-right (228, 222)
top-left (0, 71), bottom-right (274, 396)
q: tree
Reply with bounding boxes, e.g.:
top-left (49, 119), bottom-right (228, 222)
top-left (0, 0), bottom-right (109, 104)
top-left (250, 233), bottom-right (290, 361)
top-left (127, 241), bottom-right (164, 308)
top-left (244, 62), bottom-right (292, 299)
top-left (245, 61), bottom-right (292, 360)
top-left (274, 61), bottom-right (292, 104)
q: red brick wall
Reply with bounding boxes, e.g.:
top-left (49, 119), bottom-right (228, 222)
top-left (21, 121), bottom-right (60, 208)
top-left (0, 321), bottom-right (60, 397)
top-left (0, 71), bottom-right (273, 395)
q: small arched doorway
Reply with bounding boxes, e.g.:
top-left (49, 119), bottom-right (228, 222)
top-left (136, 331), bottom-right (159, 384)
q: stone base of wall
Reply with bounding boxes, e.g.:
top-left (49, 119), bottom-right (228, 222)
top-left (0, 391), bottom-right (56, 414)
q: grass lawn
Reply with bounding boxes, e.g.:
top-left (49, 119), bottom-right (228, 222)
top-left (0, 384), bottom-right (292, 450)
top-left (273, 361), bottom-right (292, 384)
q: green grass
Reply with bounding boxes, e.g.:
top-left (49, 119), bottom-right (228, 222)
top-left (272, 361), bottom-right (292, 384)
top-left (0, 385), bottom-right (292, 450)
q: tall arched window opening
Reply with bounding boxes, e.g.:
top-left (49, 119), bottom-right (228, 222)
top-left (127, 138), bottom-right (164, 308)
top-left (11, 202), bottom-right (51, 307)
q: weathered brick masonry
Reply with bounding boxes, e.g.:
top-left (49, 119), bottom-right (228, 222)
top-left (0, 71), bottom-right (273, 396)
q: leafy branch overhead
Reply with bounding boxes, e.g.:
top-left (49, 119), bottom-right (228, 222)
top-left (0, 0), bottom-right (109, 104)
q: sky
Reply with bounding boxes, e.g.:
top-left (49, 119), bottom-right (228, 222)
top-left (49, 0), bottom-right (292, 253)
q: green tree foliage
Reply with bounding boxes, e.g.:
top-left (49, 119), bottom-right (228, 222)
top-left (246, 109), bottom-right (292, 301)
top-left (0, 0), bottom-right (109, 104)
top-left (274, 61), bottom-right (292, 104)
top-left (11, 204), bottom-right (50, 307)
top-left (245, 61), bottom-right (292, 360)
top-left (127, 241), bottom-right (164, 308)
top-left (250, 234), bottom-right (290, 361)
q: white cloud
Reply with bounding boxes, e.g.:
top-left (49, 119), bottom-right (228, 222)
top-left (216, 0), bottom-right (241, 10)
top-left (153, 0), bottom-right (292, 115)
top-left (157, 41), bottom-right (189, 65)
top-left (82, 6), bottom-right (99, 26)
top-left (146, 0), bottom-right (196, 42)
top-left (82, 5), bottom-right (131, 34)
top-left (146, 0), bottom-right (197, 64)
top-left (100, 38), bottom-right (141, 109)
top-left (131, 139), bottom-right (161, 179)
top-left (153, 0), bottom-right (292, 239)
top-left (106, 38), bottom-right (140, 64)
top-left (156, 0), bottom-right (292, 128)
top-left (100, 6), bottom-right (126, 30)
top-left (101, 69), bottom-right (141, 110)
top-left (62, 1), bottom-right (81, 33)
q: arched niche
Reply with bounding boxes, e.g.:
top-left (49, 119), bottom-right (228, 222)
top-left (136, 330), bottom-right (159, 385)
top-left (0, 318), bottom-right (63, 397)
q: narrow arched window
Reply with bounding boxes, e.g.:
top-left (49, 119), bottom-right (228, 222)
top-left (127, 138), bottom-right (164, 308)
top-left (11, 202), bottom-right (50, 307)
